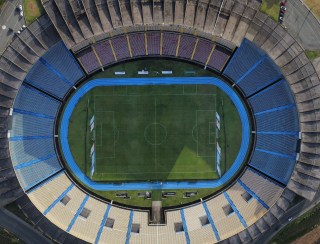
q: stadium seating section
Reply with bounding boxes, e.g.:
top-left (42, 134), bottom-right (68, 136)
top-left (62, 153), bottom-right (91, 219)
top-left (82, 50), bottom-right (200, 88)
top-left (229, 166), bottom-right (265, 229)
top-left (25, 41), bottom-right (84, 99)
top-left (74, 31), bottom-right (233, 74)
top-left (10, 84), bottom-right (62, 191)
top-left (5, 34), bottom-right (300, 243)
top-left (2, 0), bottom-right (319, 242)
top-left (223, 40), bottom-right (299, 185)
top-left (26, 169), bottom-right (283, 244)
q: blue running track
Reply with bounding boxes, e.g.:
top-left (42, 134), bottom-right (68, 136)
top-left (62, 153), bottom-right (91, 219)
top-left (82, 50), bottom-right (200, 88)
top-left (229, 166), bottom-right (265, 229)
top-left (60, 77), bottom-right (250, 191)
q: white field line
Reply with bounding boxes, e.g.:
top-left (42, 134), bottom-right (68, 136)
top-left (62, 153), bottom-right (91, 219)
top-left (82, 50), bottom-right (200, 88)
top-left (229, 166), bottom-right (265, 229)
top-left (95, 111), bottom-right (115, 159)
top-left (94, 92), bottom-right (217, 174)
top-left (94, 171), bottom-right (217, 175)
top-left (196, 110), bottom-right (216, 158)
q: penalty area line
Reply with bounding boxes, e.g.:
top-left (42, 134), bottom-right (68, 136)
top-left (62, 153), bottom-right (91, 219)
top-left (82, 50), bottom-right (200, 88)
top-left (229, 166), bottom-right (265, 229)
top-left (92, 170), bottom-right (217, 175)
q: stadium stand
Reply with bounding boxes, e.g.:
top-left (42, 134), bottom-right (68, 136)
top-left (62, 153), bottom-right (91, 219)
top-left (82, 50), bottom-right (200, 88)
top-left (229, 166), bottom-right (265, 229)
top-left (239, 169), bottom-right (284, 210)
top-left (129, 210), bottom-right (153, 243)
top-left (55, 0), bottom-right (85, 41)
top-left (223, 39), bottom-right (266, 83)
top-left (0, 14), bottom-right (61, 207)
top-left (75, 31), bottom-right (233, 75)
top-left (82, 0), bottom-right (104, 35)
top-left (162, 32), bottom-right (179, 57)
top-left (129, 33), bottom-right (146, 57)
top-left (147, 32), bottom-right (161, 55)
top-left (16, 194), bottom-right (86, 243)
top-left (214, 1), bottom-right (233, 37)
top-left (193, 38), bottom-right (214, 64)
top-left (255, 106), bottom-right (299, 132)
top-left (226, 182), bottom-right (267, 227)
top-left (71, 198), bottom-right (108, 243)
top-left (224, 1), bottom-right (245, 41)
top-left (235, 57), bottom-right (283, 97)
top-left (28, 15), bottom-right (61, 49)
top-left (249, 80), bottom-right (296, 113)
top-left (111, 36), bottom-right (131, 60)
top-left (207, 46), bottom-right (231, 71)
top-left (107, 0), bottom-right (123, 28)
top-left (94, 40), bottom-right (116, 66)
top-left (41, 41), bottom-right (84, 84)
top-left (141, 0), bottom-right (153, 25)
top-left (95, 0), bottom-right (113, 32)
top-left (221, 38), bottom-right (300, 185)
top-left (0, 0), bottom-right (320, 243)
top-left (10, 136), bottom-right (57, 165)
top-left (77, 47), bottom-right (101, 74)
top-left (10, 112), bottom-right (54, 137)
top-left (22, 166), bottom-right (287, 243)
top-left (184, 203), bottom-right (218, 243)
top-left (23, 43), bottom-right (83, 98)
top-left (14, 155), bottom-right (61, 191)
top-left (25, 61), bottom-right (72, 99)
top-left (9, 82), bottom-right (62, 191)
top-left (178, 35), bottom-right (197, 60)
top-left (206, 193), bottom-right (245, 240)
top-left (13, 84), bottom-right (60, 117)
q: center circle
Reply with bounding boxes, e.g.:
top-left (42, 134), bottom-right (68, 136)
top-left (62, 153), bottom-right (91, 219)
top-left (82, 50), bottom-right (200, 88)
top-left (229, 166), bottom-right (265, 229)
top-left (144, 123), bottom-right (167, 145)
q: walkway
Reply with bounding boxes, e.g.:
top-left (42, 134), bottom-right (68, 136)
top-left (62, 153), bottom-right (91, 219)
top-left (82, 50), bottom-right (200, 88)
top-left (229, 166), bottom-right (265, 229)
top-left (0, 208), bottom-right (52, 244)
top-left (255, 189), bottom-right (320, 243)
top-left (0, 0), bottom-right (25, 54)
top-left (285, 0), bottom-right (320, 49)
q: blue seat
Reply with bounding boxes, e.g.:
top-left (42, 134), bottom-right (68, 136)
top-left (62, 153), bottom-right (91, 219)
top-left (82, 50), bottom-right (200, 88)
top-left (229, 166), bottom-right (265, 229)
top-left (11, 112), bottom-right (54, 137)
top-left (25, 61), bottom-right (71, 99)
top-left (256, 134), bottom-right (298, 156)
top-left (15, 155), bottom-right (61, 191)
top-left (249, 80), bottom-right (296, 113)
top-left (42, 41), bottom-right (84, 84)
top-left (224, 39), bottom-right (283, 97)
top-left (13, 84), bottom-right (60, 117)
top-left (223, 39), bottom-right (265, 82)
top-left (237, 58), bottom-right (282, 97)
top-left (250, 149), bottom-right (296, 184)
top-left (255, 106), bottom-right (299, 132)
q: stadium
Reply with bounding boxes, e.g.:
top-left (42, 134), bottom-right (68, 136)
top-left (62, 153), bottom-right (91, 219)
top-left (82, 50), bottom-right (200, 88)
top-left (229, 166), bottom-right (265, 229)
top-left (0, 0), bottom-right (320, 243)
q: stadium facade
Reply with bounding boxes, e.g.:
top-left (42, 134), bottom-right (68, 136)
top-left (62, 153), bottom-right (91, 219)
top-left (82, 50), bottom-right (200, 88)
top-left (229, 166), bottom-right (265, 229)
top-left (0, 0), bottom-right (320, 243)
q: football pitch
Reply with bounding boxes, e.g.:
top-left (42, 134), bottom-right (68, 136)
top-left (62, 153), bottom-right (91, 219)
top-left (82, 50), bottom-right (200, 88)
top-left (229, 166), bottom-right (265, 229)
top-left (88, 85), bottom-right (219, 181)
top-left (65, 60), bottom-right (245, 206)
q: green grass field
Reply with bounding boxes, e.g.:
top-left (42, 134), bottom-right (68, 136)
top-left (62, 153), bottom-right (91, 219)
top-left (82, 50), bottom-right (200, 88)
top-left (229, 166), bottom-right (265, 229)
top-left (23, 0), bottom-right (44, 25)
top-left (305, 50), bottom-right (320, 60)
top-left (0, 0), bottom-right (5, 10)
top-left (87, 84), bottom-right (218, 181)
top-left (65, 59), bottom-right (244, 207)
top-left (304, 0), bottom-right (320, 19)
top-left (260, 0), bottom-right (280, 22)
top-left (69, 82), bottom-right (242, 182)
